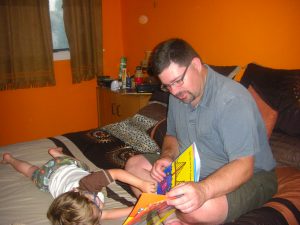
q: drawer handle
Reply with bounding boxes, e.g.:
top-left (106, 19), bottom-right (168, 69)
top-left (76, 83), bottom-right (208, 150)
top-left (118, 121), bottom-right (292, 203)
top-left (116, 105), bottom-right (121, 117)
top-left (112, 103), bottom-right (116, 115)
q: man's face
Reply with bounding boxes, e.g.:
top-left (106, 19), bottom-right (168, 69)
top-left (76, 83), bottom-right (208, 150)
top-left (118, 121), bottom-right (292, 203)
top-left (159, 58), bottom-right (205, 106)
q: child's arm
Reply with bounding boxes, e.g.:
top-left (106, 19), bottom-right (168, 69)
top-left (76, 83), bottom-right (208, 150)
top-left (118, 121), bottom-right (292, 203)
top-left (108, 169), bottom-right (156, 193)
top-left (101, 206), bottom-right (133, 220)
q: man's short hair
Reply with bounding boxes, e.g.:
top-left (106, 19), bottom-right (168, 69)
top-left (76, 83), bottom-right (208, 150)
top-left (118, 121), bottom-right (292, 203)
top-left (148, 38), bottom-right (200, 77)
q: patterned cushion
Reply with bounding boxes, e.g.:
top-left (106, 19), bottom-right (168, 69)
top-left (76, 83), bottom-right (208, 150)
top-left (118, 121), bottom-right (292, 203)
top-left (101, 114), bottom-right (160, 154)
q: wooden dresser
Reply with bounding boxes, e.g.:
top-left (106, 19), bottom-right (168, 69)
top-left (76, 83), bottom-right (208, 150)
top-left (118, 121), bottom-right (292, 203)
top-left (97, 87), bottom-right (151, 126)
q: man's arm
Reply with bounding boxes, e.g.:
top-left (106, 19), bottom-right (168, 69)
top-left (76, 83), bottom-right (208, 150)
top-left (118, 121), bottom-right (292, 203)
top-left (160, 135), bottom-right (180, 160)
top-left (200, 156), bottom-right (254, 200)
top-left (167, 155), bottom-right (254, 213)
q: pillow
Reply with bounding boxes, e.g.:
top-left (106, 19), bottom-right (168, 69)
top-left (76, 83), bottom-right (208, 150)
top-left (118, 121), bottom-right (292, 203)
top-left (248, 85), bottom-right (278, 138)
top-left (208, 64), bottom-right (241, 79)
top-left (138, 102), bottom-right (167, 122)
top-left (147, 118), bottom-right (167, 149)
top-left (240, 63), bottom-right (300, 136)
top-left (149, 89), bottom-right (169, 105)
top-left (101, 114), bottom-right (160, 154)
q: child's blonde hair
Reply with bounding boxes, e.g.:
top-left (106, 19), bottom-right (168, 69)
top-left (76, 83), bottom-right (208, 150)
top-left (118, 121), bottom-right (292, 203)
top-left (47, 190), bottom-right (101, 225)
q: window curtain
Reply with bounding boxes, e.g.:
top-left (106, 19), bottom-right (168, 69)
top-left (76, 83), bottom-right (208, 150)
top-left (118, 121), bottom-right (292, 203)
top-left (0, 0), bottom-right (55, 90)
top-left (63, 0), bottom-right (103, 83)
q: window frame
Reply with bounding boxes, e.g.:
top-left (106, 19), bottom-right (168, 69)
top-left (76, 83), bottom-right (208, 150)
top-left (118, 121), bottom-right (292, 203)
top-left (49, 0), bottom-right (70, 61)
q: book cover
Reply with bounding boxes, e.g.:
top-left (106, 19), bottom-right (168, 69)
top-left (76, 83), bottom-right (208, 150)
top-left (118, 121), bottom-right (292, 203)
top-left (123, 143), bottom-right (200, 225)
top-left (157, 142), bottom-right (200, 194)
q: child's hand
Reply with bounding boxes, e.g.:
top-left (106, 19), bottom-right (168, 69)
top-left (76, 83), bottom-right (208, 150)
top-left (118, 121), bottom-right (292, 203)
top-left (141, 181), bottom-right (157, 193)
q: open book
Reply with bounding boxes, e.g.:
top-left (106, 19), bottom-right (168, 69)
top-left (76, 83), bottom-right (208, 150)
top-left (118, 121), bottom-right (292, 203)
top-left (123, 143), bottom-right (200, 225)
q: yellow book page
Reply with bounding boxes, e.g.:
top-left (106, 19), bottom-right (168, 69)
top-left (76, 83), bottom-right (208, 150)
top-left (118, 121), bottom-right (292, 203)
top-left (171, 144), bottom-right (194, 188)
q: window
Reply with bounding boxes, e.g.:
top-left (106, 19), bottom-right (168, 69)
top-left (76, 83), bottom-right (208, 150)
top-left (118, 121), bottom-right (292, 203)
top-left (49, 0), bottom-right (70, 60)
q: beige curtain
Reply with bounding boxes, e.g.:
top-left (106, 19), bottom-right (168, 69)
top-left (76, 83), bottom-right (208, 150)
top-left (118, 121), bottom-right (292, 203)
top-left (0, 0), bottom-right (55, 90)
top-left (63, 0), bottom-right (103, 83)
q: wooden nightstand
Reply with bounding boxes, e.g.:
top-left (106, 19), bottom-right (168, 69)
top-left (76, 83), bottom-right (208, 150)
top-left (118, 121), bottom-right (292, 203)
top-left (97, 87), bottom-right (151, 126)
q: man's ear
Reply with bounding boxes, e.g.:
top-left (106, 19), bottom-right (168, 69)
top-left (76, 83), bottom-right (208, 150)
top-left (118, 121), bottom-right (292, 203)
top-left (191, 57), bottom-right (203, 72)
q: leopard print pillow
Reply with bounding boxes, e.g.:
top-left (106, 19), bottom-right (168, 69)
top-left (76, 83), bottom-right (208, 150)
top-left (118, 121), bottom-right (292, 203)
top-left (101, 114), bottom-right (160, 153)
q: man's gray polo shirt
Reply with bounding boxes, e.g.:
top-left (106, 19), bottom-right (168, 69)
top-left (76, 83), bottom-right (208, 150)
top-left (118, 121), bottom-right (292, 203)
top-left (167, 66), bottom-right (276, 179)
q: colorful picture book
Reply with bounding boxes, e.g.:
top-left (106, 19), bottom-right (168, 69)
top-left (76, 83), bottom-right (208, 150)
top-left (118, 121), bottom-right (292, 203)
top-left (123, 193), bottom-right (175, 225)
top-left (157, 142), bottom-right (200, 194)
top-left (123, 143), bottom-right (200, 225)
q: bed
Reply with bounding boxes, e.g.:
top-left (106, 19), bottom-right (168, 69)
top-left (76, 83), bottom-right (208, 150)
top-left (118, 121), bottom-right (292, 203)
top-left (0, 135), bottom-right (139, 225)
top-left (0, 91), bottom-right (169, 225)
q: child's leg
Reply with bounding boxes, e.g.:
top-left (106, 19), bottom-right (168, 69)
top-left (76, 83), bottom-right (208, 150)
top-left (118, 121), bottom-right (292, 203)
top-left (1, 153), bottom-right (39, 178)
top-left (49, 147), bottom-right (89, 172)
top-left (48, 147), bottom-right (66, 158)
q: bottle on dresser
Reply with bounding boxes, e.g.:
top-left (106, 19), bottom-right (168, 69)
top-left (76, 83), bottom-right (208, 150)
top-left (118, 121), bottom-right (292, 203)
top-left (121, 67), bottom-right (127, 89)
top-left (134, 66), bottom-right (143, 86)
top-left (118, 56), bottom-right (127, 82)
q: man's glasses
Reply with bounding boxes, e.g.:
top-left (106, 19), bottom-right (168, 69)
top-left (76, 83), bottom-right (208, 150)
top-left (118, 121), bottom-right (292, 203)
top-left (161, 61), bottom-right (191, 91)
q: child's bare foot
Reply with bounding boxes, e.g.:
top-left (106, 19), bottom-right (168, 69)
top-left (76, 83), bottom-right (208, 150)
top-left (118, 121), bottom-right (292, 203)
top-left (1, 153), bottom-right (12, 164)
top-left (48, 147), bottom-right (64, 158)
top-left (142, 180), bottom-right (157, 193)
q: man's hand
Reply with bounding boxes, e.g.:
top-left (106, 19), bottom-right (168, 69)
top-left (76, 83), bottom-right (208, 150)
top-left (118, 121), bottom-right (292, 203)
top-left (150, 157), bottom-right (173, 182)
top-left (166, 182), bottom-right (206, 213)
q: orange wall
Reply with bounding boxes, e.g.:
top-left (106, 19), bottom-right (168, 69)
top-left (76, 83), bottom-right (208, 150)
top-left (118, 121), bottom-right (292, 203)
top-left (0, 61), bottom-right (98, 146)
top-left (2, 0), bottom-right (300, 146)
top-left (0, 0), bottom-right (124, 146)
top-left (102, 0), bottom-right (124, 77)
top-left (121, 0), bottom-right (300, 72)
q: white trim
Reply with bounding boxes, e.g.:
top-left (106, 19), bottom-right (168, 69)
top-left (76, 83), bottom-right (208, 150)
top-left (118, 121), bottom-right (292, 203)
top-left (53, 50), bottom-right (70, 61)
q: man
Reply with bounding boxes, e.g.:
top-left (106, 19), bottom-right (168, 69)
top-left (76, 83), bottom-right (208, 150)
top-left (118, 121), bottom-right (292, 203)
top-left (125, 38), bottom-right (277, 224)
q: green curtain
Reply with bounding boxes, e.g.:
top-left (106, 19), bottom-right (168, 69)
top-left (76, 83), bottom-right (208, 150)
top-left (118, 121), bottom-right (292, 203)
top-left (63, 0), bottom-right (103, 83)
top-left (0, 0), bottom-right (55, 90)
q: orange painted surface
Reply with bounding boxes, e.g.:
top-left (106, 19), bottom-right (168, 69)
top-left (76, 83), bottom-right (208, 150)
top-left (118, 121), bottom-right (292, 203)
top-left (1, 0), bottom-right (300, 146)
top-left (0, 60), bottom-right (98, 146)
top-left (102, 0), bottom-right (124, 78)
top-left (121, 0), bottom-right (300, 72)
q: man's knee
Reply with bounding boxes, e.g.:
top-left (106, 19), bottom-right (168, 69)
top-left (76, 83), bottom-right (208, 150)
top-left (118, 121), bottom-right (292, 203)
top-left (178, 196), bottom-right (228, 224)
top-left (125, 155), bottom-right (137, 172)
top-left (125, 154), bottom-right (149, 172)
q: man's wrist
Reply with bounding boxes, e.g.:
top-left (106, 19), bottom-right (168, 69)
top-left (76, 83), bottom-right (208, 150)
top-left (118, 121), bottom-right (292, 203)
top-left (159, 153), bottom-right (175, 162)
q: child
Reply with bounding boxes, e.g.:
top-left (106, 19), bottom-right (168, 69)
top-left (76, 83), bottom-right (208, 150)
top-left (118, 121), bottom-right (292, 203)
top-left (1, 148), bottom-right (156, 225)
